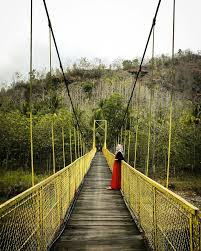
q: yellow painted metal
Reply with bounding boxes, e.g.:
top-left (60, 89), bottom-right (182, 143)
top-left (79, 132), bottom-right (81, 156)
top-left (74, 127), bottom-right (77, 159)
top-left (69, 128), bottom-right (72, 163)
top-left (49, 27), bottom-right (52, 75)
top-left (0, 148), bottom-right (96, 251)
top-left (146, 89), bottom-right (153, 177)
top-left (51, 119), bottom-right (56, 174)
top-left (134, 82), bottom-right (141, 168)
top-left (166, 95), bottom-right (173, 188)
top-left (30, 0), bottom-right (34, 187)
top-left (120, 127), bottom-right (123, 144)
top-left (166, 0), bottom-right (176, 189)
top-left (62, 126), bottom-right (65, 168)
top-left (30, 112), bottom-right (34, 187)
top-left (77, 129), bottom-right (80, 158)
top-left (103, 148), bottom-right (201, 251)
top-left (134, 123), bottom-right (138, 168)
top-left (146, 22), bottom-right (155, 177)
top-left (93, 120), bottom-right (107, 149)
top-left (104, 120), bottom-right (107, 149)
top-left (93, 120), bottom-right (96, 149)
top-left (127, 130), bottom-right (131, 164)
top-left (123, 128), bottom-right (126, 156)
top-left (83, 142), bottom-right (85, 155)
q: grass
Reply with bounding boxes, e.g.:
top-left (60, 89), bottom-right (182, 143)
top-left (0, 170), bottom-right (48, 204)
top-left (155, 174), bottom-right (201, 209)
top-left (155, 175), bottom-right (201, 194)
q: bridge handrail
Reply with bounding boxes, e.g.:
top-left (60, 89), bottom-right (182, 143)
top-left (0, 148), bottom-right (96, 251)
top-left (103, 148), bottom-right (201, 251)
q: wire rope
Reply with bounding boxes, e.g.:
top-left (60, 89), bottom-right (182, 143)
top-left (42, 0), bottom-right (85, 142)
top-left (116, 0), bottom-right (162, 140)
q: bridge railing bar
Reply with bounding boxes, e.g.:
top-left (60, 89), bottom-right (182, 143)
top-left (103, 148), bottom-right (201, 251)
top-left (0, 148), bottom-right (96, 251)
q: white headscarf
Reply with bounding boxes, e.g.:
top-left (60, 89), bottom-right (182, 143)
top-left (115, 144), bottom-right (124, 156)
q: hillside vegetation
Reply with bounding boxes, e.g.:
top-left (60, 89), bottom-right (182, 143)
top-left (1, 49), bottom-right (201, 200)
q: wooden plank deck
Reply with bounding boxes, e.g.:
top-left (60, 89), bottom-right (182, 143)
top-left (51, 152), bottom-right (147, 251)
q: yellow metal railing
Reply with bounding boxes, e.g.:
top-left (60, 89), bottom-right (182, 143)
top-left (0, 148), bottom-right (96, 251)
top-left (103, 148), bottom-right (201, 251)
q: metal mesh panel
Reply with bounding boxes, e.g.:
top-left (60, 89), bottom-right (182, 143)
top-left (0, 193), bottom-right (40, 250)
top-left (103, 148), bottom-right (201, 251)
top-left (139, 178), bottom-right (155, 249)
top-left (0, 148), bottom-right (96, 251)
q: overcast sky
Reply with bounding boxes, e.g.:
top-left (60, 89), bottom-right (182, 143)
top-left (0, 0), bottom-right (201, 84)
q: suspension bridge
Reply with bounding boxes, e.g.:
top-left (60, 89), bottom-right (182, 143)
top-left (0, 120), bottom-right (201, 250)
top-left (1, 0), bottom-right (201, 250)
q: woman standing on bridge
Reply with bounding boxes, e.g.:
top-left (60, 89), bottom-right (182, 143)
top-left (107, 144), bottom-right (124, 190)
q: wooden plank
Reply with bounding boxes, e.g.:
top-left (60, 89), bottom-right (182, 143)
top-left (51, 152), bottom-right (147, 251)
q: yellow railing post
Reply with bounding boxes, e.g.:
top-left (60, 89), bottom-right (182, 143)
top-left (77, 129), bottom-right (80, 157)
top-left (93, 120), bottom-right (96, 149)
top-left (0, 149), bottom-right (96, 250)
top-left (83, 142), bottom-right (85, 155)
top-left (103, 148), bottom-right (200, 251)
top-left (29, 0), bottom-right (34, 187)
top-left (30, 112), bottom-right (34, 186)
top-left (80, 134), bottom-right (83, 156)
top-left (189, 215), bottom-right (193, 251)
top-left (127, 130), bottom-right (131, 164)
top-left (146, 90), bottom-right (153, 176)
top-left (134, 124), bottom-right (139, 168)
top-left (120, 127), bottom-right (123, 144)
top-left (37, 188), bottom-right (44, 250)
top-left (56, 176), bottom-right (61, 227)
top-left (134, 82), bottom-right (141, 168)
top-left (62, 126), bottom-right (65, 168)
top-left (166, 0), bottom-right (175, 188)
top-left (103, 120), bottom-right (107, 149)
top-left (39, 188), bottom-right (45, 250)
top-left (123, 130), bottom-right (126, 158)
top-left (153, 187), bottom-right (158, 250)
top-left (69, 128), bottom-right (72, 163)
top-left (146, 23), bottom-right (155, 177)
top-left (74, 127), bottom-right (77, 159)
top-left (166, 95), bottom-right (173, 188)
top-left (52, 118), bottom-right (56, 173)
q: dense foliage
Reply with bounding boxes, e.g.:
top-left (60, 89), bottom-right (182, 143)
top-left (1, 50), bottom-right (201, 199)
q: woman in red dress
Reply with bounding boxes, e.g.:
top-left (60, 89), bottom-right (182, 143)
top-left (108, 144), bottom-right (124, 190)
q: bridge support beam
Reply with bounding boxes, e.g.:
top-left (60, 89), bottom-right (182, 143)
top-left (93, 120), bottom-right (107, 149)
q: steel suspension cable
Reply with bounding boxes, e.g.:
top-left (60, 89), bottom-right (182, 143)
top-left (166, 0), bottom-right (176, 188)
top-left (116, 0), bottom-right (162, 140)
top-left (42, 0), bottom-right (85, 142)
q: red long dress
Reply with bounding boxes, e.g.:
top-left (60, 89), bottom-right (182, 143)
top-left (111, 151), bottom-right (124, 190)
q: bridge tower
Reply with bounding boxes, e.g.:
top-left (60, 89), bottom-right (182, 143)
top-left (93, 120), bottom-right (107, 149)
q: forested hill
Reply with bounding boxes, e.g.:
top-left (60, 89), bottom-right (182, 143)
top-left (1, 50), bottom-right (201, 199)
top-left (1, 49), bottom-right (201, 112)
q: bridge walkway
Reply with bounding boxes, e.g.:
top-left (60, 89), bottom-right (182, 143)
top-left (51, 152), bottom-right (146, 251)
